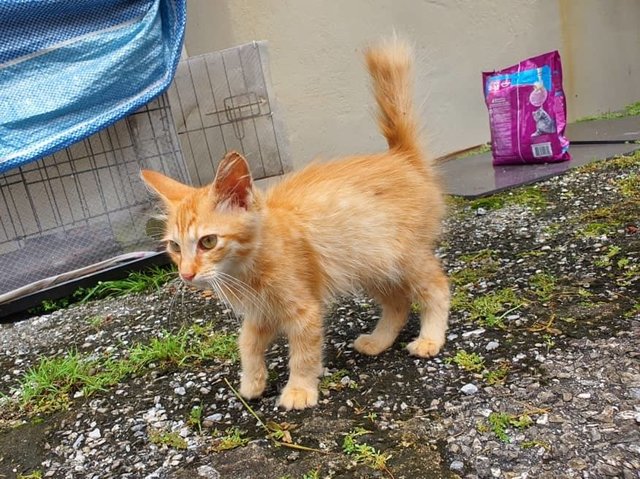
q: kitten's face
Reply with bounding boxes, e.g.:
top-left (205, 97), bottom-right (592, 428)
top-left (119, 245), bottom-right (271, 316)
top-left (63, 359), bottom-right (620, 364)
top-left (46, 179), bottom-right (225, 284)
top-left (164, 196), bottom-right (259, 286)
top-left (141, 152), bottom-right (258, 286)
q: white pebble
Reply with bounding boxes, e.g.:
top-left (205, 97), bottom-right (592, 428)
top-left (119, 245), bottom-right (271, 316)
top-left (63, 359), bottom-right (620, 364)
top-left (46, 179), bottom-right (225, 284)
top-left (461, 383), bottom-right (478, 395)
top-left (485, 341), bottom-right (499, 351)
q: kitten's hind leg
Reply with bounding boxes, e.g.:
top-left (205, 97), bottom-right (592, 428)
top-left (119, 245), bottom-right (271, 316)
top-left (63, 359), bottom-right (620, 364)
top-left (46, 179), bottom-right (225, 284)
top-left (407, 255), bottom-right (450, 358)
top-left (278, 301), bottom-right (324, 410)
top-left (239, 319), bottom-right (277, 400)
top-left (354, 286), bottom-right (410, 356)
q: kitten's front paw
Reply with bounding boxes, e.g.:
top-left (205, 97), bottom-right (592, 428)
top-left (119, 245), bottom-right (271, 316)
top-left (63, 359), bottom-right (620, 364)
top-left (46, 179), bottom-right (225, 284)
top-left (353, 334), bottom-right (389, 356)
top-left (239, 374), bottom-right (266, 400)
top-left (277, 384), bottom-right (318, 410)
top-left (407, 337), bottom-right (444, 358)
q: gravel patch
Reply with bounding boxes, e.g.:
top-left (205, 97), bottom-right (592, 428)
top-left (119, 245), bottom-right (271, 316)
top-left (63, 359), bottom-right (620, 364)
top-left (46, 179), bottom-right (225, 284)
top-left (1, 153), bottom-right (639, 478)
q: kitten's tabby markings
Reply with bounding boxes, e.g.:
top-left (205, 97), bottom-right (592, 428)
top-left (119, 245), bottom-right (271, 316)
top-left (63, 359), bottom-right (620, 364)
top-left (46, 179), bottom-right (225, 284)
top-left (141, 37), bottom-right (450, 410)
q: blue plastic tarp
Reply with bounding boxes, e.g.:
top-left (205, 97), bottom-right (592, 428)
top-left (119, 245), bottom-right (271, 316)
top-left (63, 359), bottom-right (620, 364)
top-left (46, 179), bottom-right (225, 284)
top-left (0, 0), bottom-right (186, 173)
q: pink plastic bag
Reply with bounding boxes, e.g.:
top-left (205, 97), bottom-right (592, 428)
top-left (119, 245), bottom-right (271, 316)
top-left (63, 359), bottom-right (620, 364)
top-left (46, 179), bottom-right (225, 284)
top-left (483, 51), bottom-right (570, 165)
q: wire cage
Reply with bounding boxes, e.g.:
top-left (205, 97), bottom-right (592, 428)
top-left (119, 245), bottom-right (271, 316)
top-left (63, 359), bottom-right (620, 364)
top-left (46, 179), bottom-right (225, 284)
top-left (0, 41), bottom-right (290, 301)
top-left (167, 41), bottom-right (289, 186)
top-left (0, 94), bottom-right (188, 297)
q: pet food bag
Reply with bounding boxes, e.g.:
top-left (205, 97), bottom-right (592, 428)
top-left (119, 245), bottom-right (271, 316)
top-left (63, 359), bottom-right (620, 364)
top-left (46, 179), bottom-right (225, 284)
top-left (482, 51), bottom-right (570, 165)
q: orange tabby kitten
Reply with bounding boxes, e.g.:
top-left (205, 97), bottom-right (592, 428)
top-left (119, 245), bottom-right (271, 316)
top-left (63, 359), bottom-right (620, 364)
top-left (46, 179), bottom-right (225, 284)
top-left (141, 37), bottom-right (450, 410)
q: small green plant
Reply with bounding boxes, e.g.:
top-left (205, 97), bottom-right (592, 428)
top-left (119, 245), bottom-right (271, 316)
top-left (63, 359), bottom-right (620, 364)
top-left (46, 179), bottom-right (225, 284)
top-left (542, 334), bottom-right (555, 352)
top-left (212, 426), bottom-right (249, 452)
top-left (188, 405), bottom-right (203, 433)
top-left (451, 249), bottom-right (500, 288)
top-left (521, 439), bottom-right (550, 450)
top-left (365, 411), bottom-right (378, 422)
top-left (19, 351), bottom-right (93, 413)
top-left (542, 223), bottom-right (561, 236)
top-left (618, 173), bottom-right (639, 198)
top-left (302, 468), bottom-right (321, 479)
top-left (483, 363), bottom-right (510, 385)
top-left (149, 430), bottom-right (188, 449)
top-left (624, 302), bottom-right (640, 318)
top-left (467, 288), bottom-right (524, 327)
top-left (197, 331), bottom-right (240, 363)
top-left (468, 187), bottom-right (547, 212)
top-left (486, 412), bottom-right (534, 443)
top-left (87, 315), bottom-right (106, 330)
top-left (530, 272), bottom-right (557, 302)
top-left (457, 143), bottom-right (491, 159)
top-left (446, 350), bottom-right (485, 372)
top-left (617, 257), bottom-right (630, 268)
top-left (580, 221), bottom-right (617, 238)
top-left (594, 245), bottom-right (622, 267)
top-left (342, 428), bottom-right (392, 472)
top-left (17, 471), bottom-right (43, 479)
top-left (319, 369), bottom-right (358, 392)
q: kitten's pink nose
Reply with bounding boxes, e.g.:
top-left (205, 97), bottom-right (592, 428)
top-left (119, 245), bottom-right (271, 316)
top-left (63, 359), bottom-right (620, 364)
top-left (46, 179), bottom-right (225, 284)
top-left (181, 272), bottom-right (196, 282)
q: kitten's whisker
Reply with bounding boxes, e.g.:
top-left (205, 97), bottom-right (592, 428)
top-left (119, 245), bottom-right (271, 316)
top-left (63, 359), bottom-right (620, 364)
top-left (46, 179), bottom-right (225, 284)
top-left (216, 272), bottom-right (266, 307)
top-left (208, 278), bottom-right (235, 316)
top-left (166, 278), bottom-right (182, 326)
top-left (217, 272), bottom-right (270, 316)
top-left (201, 271), bottom-right (267, 317)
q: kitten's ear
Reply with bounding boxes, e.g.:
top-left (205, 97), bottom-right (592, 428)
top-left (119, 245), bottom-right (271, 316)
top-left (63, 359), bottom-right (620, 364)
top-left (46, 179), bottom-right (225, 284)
top-left (212, 151), bottom-right (253, 210)
top-left (140, 170), bottom-right (193, 205)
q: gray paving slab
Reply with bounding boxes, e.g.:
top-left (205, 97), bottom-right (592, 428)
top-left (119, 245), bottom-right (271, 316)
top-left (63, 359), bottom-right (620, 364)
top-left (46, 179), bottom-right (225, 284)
top-left (566, 116), bottom-right (640, 142)
top-left (441, 143), bottom-right (640, 198)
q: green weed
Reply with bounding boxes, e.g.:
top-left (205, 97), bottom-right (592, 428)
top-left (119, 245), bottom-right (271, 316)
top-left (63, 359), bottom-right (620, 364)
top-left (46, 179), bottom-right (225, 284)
top-left (594, 245), bottom-right (622, 267)
top-left (483, 364), bottom-right (510, 385)
top-left (212, 426), bottom-right (249, 452)
top-left (580, 222), bottom-right (616, 238)
top-left (521, 439), bottom-right (550, 450)
top-left (486, 412), bottom-right (533, 443)
top-left (457, 143), bottom-right (492, 159)
top-left (188, 405), bottom-right (203, 434)
top-left (302, 469), bottom-right (321, 479)
top-left (149, 430), bottom-right (188, 449)
top-left (530, 272), bottom-right (557, 302)
top-left (320, 369), bottom-right (358, 392)
top-left (468, 187), bottom-right (547, 212)
top-left (19, 351), bottom-right (93, 413)
top-left (446, 350), bottom-right (485, 372)
top-left (17, 472), bottom-right (43, 479)
top-left (468, 288), bottom-right (525, 327)
top-left (618, 173), bottom-right (639, 198)
top-left (342, 427), bottom-right (392, 472)
top-left (451, 249), bottom-right (500, 287)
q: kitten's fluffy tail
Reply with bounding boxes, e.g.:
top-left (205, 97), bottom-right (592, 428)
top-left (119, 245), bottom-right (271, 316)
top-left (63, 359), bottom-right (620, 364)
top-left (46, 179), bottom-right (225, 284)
top-left (365, 37), bottom-right (423, 163)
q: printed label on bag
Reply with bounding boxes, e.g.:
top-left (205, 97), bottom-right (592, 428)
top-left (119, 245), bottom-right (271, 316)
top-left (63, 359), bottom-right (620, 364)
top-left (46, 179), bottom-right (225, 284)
top-left (532, 142), bottom-right (553, 158)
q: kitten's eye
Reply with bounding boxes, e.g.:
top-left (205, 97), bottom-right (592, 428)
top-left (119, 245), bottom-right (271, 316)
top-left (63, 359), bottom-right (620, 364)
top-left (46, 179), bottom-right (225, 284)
top-left (167, 240), bottom-right (181, 253)
top-left (198, 235), bottom-right (218, 250)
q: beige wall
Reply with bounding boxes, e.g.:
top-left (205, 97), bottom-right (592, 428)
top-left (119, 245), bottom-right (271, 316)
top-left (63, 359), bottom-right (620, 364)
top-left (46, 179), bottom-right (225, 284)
top-left (184, 0), bottom-right (640, 169)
